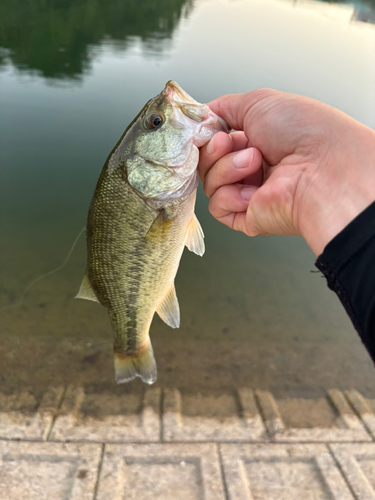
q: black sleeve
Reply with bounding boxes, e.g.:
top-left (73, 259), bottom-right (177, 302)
top-left (315, 201), bottom-right (375, 363)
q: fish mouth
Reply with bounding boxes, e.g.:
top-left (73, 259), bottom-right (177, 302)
top-left (163, 80), bottom-right (200, 106)
top-left (163, 80), bottom-right (229, 132)
top-left (164, 80), bottom-right (209, 122)
top-left (203, 108), bottom-right (230, 134)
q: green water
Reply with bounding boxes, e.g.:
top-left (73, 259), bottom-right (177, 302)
top-left (1, 0), bottom-right (375, 397)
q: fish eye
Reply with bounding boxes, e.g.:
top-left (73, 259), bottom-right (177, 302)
top-left (146, 113), bottom-right (164, 129)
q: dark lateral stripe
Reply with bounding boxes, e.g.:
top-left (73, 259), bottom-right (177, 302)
top-left (122, 241), bottom-right (145, 352)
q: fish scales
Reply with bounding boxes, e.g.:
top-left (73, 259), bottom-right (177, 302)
top-left (88, 168), bottom-right (192, 345)
top-left (77, 81), bottom-right (228, 384)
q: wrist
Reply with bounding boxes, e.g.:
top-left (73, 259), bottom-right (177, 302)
top-left (302, 190), bottom-right (374, 257)
top-left (299, 123), bottom-right (375, 256)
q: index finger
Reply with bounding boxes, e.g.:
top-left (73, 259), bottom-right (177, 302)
top-left (198, 131), bottom-right (249, 183)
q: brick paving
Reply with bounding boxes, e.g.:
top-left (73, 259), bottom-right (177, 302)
top-left (1, 386), bottom-right (375, 499)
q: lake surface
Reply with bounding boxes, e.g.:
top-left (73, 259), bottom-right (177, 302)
top-left (1, 0), bottom-right (375, 397)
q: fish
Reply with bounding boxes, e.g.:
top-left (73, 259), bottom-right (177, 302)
top-left (76, 81), bottom-right (228, 384)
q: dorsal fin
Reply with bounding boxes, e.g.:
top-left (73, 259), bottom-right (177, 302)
top-left (75, 272), bottom-right (99, 303)
top-left (185, 214), bottom-right (205, 256)
top-left (156, 283), bottom-right (180, 328)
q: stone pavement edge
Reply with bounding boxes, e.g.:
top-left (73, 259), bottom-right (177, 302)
top-left (0, 385), bottom-right (375, 499)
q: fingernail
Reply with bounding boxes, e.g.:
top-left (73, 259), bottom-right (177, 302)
top-left (206, 135), bottom-right (216, 155)
top-left (241, 186), bottom-right (257, 200)
top-left (233, 148), bottom-right (254, 168)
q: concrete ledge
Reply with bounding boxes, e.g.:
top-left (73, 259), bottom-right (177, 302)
top-left (220, 443), bottom-right (354, 499)
top-left (50, 385), bottom-right (161, 443)
top-left (96, 443), bottom-right (225, 500)
top-left (0, 440), bottom-right (374, 498)
top-left (0, 386), bottom-right (64, 441)
top-left (1, 386), bottom-right (374, 445)
top-left (330, 443), bottom-right (375, 499)
top-left (0, 440), bottom-right (102, 500)
top-left (162, 388), bottom-right (266, 442)
top-left (256, 389), bottom-right (371, 442)
top-left (345, 390), bottom-right (375, 440)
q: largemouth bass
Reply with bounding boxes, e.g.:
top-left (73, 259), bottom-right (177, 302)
top-left (77, 81), bottom-right (228, 384)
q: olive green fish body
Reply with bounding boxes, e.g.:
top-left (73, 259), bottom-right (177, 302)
top-left (88, 163), bottom-right (195, 351)
top-left (77, 81), bottom-right (228, 384)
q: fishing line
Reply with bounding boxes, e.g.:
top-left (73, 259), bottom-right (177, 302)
top-left (0, 226), bottom-right (85, 312)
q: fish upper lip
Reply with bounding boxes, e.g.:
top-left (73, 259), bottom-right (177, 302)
top-left (164, 81), bottom-right (229, 131)
top-left (163, 80), bottom-right (199, 106)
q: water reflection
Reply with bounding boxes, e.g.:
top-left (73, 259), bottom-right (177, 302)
top-left (0, 0), bottom-right (194, 80)
top-left (353, 8), bottom-right (375, 23)
top-left (0, 0), bottom-right (373, 82)
top-left (1, 0), bottom-right (375, 397)
top-left (294, 0), bottom-right (375, 24)
top-left (321, 0), bottom-right (375, 9)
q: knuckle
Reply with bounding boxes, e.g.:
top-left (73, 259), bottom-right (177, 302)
top-left (247, 227), bottom-right (259, 237)
top-left (244, 220), bottom-right (259, 236)
top-left (202, 181), bottom-right (211, 198)
top-left (249, 88), bottom-right (278, 101)
top-left (215, 185), bottom-right (228, 205)
top-left (208, 197), bottom-right (218, 218)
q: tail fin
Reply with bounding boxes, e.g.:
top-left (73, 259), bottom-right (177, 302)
top-left (114, 342), bottom-right (157, 385)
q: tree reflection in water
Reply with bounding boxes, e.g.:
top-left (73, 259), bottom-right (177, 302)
top-left (0, 0), bottom-right (194, 80)
top-left (0, 0), bottom-right (373, 81)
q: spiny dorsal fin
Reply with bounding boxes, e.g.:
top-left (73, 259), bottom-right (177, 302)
top-left (185, 214), bottom-right (205, 256)
top-left (75, 272), bottom-right (99, 303)
top-left (156, 283), bottom-right (180, 328)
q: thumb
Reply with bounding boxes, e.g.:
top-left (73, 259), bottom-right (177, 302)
top-left (207, 89), bottom-right (280, 132)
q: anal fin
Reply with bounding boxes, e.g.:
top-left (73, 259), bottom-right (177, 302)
top-left (185, 214), bottom-right (205, 256)
top-left (156, 283), bottom-right (180, 328)
top-left (75, 272), bottom-right (99, 302)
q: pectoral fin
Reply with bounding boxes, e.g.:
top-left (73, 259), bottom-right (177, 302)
top-left (145, 210), bottom-right (175, 241)
top-left (75, 272), bottom-right (99, 302)
top-left (185, 214), bottom-right (205, 256)
top-left (156, 283), bottom-right (180, 328)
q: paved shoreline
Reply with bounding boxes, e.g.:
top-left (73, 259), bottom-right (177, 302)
top-left (1, 386), bottom-right (375, 499)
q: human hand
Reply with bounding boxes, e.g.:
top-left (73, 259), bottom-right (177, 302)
top-left (199, 89), bottom-right (375, 255)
